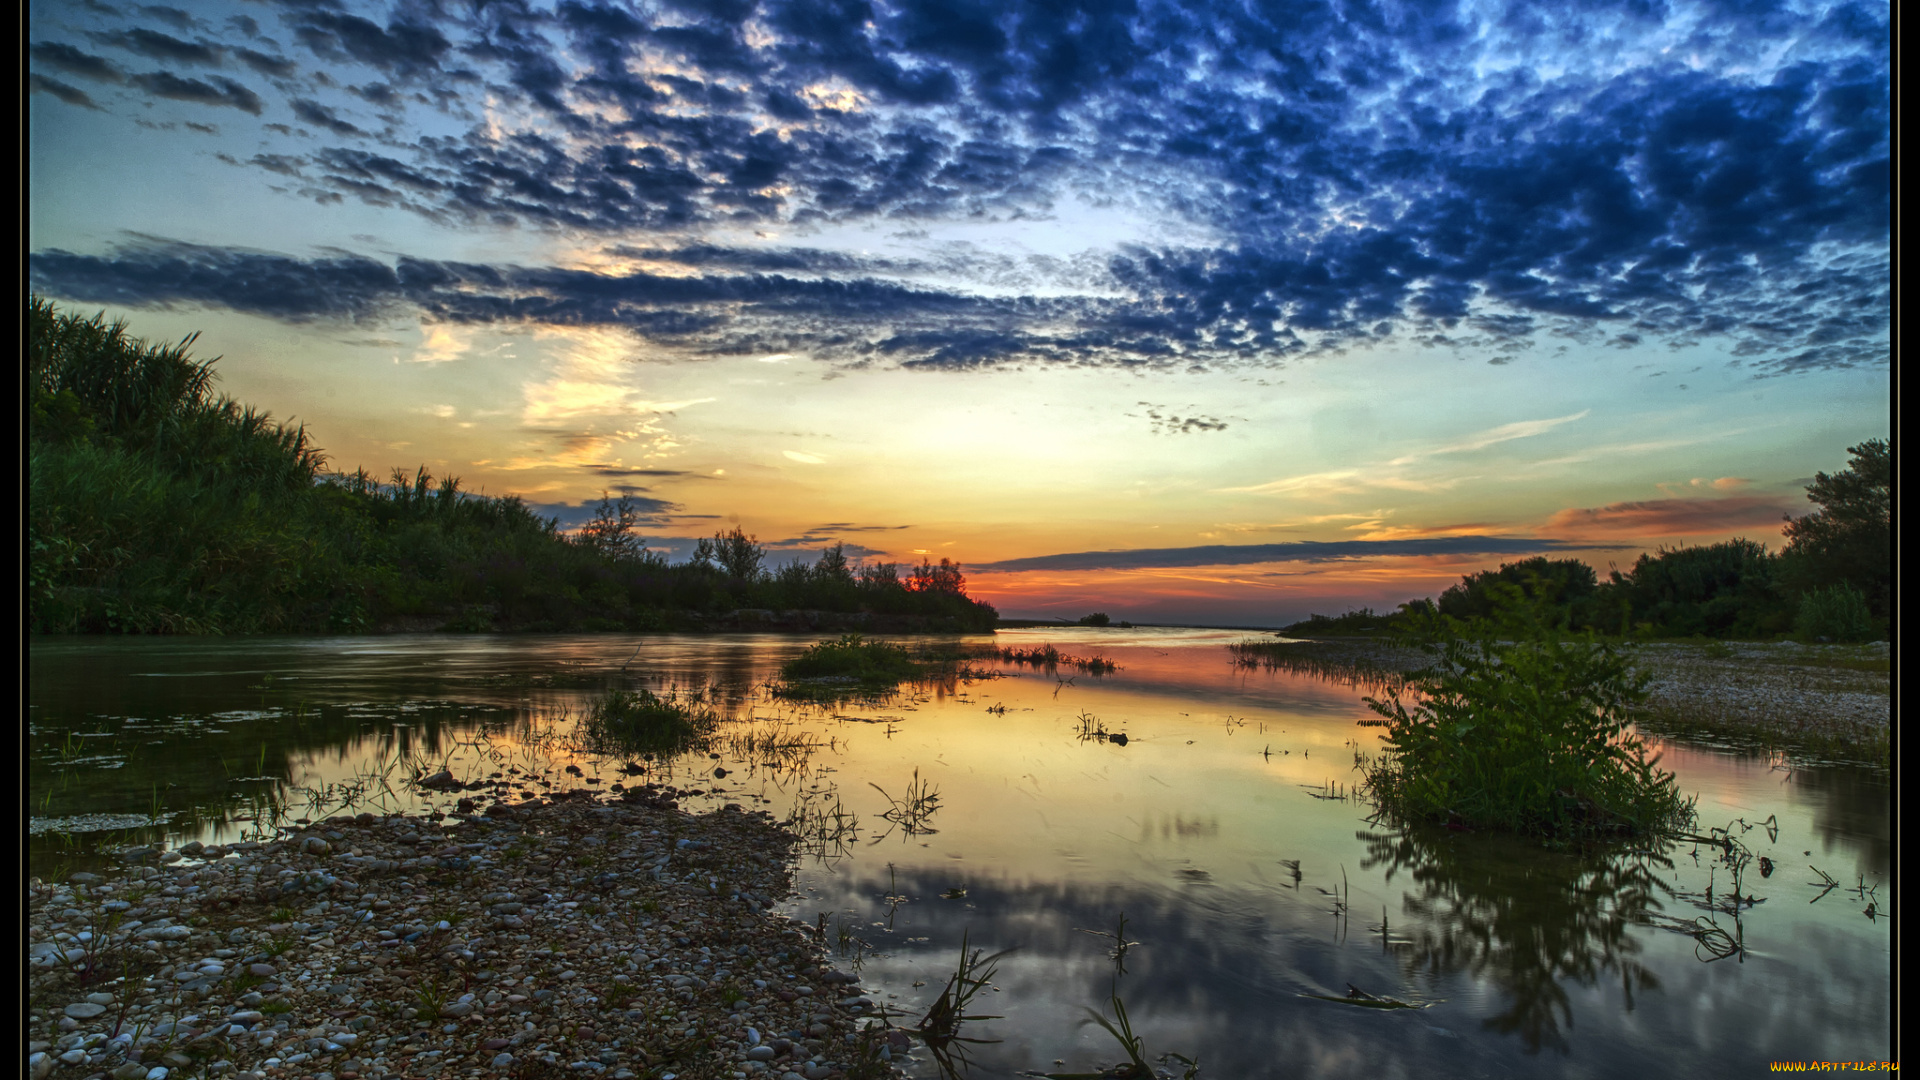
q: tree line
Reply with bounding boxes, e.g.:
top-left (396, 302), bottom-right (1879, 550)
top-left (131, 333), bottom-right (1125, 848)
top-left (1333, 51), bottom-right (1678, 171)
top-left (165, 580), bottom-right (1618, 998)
top-left (28, 297), bottom-right (997, 634)
top-left (1283, 439), bottom-right (1890, 643)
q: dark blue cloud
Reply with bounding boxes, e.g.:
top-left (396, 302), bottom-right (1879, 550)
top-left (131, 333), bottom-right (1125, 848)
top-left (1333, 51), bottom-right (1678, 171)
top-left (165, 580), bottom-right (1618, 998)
top-left (30, 73), bottom-right (103, 109)
top-left (128, 71), bottom-right (263, 113)
top-left (92, 27), bottom-right (222, 65)
top-left (32, 41), bottom-right (127, 83)
top-left (27, 0), bottom-right (1887, 373)
top-left (975, 537), bottom-right (1626, 573)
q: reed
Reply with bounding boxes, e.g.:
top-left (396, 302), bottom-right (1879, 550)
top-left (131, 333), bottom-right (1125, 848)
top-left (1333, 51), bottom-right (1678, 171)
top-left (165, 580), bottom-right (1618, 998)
top-left (999, 644), bottom-right (1118, 674)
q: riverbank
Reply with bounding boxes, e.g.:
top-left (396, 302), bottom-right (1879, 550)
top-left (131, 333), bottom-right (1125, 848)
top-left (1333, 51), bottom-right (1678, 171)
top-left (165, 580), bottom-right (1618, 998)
top-left (1257, 637), bottom-right (1891, 767)
top-left (28, 795), bottom-right (906, 1080)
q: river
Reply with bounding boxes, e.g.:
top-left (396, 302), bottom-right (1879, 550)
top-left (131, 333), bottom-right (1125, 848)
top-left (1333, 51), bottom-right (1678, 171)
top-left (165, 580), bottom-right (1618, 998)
top-left (28, 629), bottom-right (1893, 1077)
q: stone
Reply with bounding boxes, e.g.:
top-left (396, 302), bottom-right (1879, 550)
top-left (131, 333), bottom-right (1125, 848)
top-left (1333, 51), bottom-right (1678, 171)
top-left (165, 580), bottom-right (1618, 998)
top-left (492, 1053), bottom-right (515, 1068)
top-left (64, 1002), bottom-right (108, 1019)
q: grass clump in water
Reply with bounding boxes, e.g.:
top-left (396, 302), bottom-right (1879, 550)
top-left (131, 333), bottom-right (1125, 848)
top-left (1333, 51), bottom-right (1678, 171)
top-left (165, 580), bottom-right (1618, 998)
top-left (580, 688), bottom-right (716, 755)
top-left (776, 634), bottom-right (922, 695)
top-left (1360, 607), bottom-right (1694, 841)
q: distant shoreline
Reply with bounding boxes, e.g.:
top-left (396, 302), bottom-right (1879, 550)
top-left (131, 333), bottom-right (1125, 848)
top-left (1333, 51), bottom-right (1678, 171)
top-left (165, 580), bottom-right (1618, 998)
top-left (1263, 636), bottom-right (1890, 768)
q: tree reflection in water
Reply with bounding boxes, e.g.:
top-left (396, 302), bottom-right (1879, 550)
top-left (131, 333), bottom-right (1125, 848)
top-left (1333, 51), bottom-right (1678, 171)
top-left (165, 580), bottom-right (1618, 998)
top-left (1360, 825), bottom-right (1677, 1054)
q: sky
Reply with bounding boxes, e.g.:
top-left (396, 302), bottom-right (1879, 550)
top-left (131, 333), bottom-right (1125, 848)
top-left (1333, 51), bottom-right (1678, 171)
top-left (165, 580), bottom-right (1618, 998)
top-left (28, 0), bottom-right (1889, 625)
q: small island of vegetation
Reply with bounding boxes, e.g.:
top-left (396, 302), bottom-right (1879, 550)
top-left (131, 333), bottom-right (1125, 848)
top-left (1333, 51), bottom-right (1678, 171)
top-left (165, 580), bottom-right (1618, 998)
top-left (28, 298), bottom-right (997, 636)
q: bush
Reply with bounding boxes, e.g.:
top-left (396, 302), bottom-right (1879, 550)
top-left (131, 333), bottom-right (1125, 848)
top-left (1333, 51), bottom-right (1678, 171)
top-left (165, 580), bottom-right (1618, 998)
top-left (1793, 584), bottom-right (1877, 643)
top-left (1360, 612), bottom-right (1693, 840)
top-left (1077, 612), bottom-right (1111, 626)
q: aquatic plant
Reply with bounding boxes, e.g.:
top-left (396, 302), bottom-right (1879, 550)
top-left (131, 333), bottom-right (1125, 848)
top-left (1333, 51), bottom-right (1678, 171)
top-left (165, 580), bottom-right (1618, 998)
top-left (772, 635), bottom-right (935, 701)
top-left (870, 769), bottom-right (942, 836)
top-left (782, 635), bottom-right (921, 682)
top-left (1359, 610), bottom-right (1694, 840)
top-left (578, 689), bottom-right (717, 756)
top-left (915, 930), bottom-right (1015, 1079)
top-left (999, 644), bottom-right (1118, 674)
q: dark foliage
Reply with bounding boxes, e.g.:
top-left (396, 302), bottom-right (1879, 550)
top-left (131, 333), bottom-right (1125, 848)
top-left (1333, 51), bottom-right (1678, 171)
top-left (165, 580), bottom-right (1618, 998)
top-left (28, 299), bottom-right (997, 635)
top-left (1778, 439), bottom-right (1891, 623)
top-left (1288, 445), bottom-right (1889, 642)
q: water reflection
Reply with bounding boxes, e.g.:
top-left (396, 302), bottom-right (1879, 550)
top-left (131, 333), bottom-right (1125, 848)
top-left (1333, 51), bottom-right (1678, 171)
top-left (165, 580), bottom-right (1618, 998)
top-left (1359, 826), bottom-right (1671, 1054)
top-left (27, 631), bottom-right (1893, 1077)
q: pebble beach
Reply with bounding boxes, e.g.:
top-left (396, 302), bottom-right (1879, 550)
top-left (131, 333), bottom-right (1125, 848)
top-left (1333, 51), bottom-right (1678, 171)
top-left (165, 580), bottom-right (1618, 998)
top-left (28, 788), bottom-right (908, 1080)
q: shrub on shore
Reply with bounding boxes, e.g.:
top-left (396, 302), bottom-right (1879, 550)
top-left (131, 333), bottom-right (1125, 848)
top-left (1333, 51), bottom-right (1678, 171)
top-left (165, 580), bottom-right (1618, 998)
top-left (1793, 584), bottom-right (1876, 644)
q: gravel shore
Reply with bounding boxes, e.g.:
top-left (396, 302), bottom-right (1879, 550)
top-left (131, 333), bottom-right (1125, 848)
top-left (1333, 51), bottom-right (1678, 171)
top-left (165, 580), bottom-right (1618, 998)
top-left (1262, 637), bottom-right (1891, 764)
top-left (28, 790), bottom-right (908, 1080)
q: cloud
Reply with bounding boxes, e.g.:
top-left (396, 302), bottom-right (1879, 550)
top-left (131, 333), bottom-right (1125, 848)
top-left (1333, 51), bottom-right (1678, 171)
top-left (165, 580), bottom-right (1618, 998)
top-left (30, 42), bottom-right (125, 83)
top-left (524, 494), bottom-right (680, 530)
top-left (586, 467), bottom-right (702, 479)
top-left (92, 28), bottom-right (222, 66)
top-left (782, 450), bottom-right (827, 464)
top-left (976, 537), bottom-right (1620, 573)
top-left (1539, 496), bottom-right (1796, 540)
top-left (26, 0), bottom-right (1887, 372)
top-left (760, 535), bottom-right (889, 558)
top-left (30, 74), bottom-right (102, 109)
top-left (1137, 403), bottom-right (1231, 435)
top-left (128, 71), bottom-right (263, 114)
top-left (1388, 411), bottom-right (1590, 466)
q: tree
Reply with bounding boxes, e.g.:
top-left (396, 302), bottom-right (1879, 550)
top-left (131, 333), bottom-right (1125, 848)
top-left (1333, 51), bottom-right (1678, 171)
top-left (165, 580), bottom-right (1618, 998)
top-left (1437, 557), bottom-right (1598, 623)
top-left (1780, 438), bottom-right (1891, 622)
top-left (575, 492), bottom-right (652, 562)
top-left (815, 541), bottom-right (853, 583)
top-left (692, 526), bottom-right (766, 580)
top-left (907, 557), bottom-right (967, 596)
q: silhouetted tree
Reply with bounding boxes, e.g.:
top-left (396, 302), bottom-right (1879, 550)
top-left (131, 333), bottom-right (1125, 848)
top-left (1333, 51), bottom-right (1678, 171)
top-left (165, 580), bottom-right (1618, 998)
top-left (1779, 438), bottom-right (1891, 623)
top-left (574, 492), bottom-right (654, 563)
top-left (816, 541), bottom-right (853, 582)
top-left (692, 526), bottom-right (766, 580)
top-left (907, 557), bottom-right (967, 596)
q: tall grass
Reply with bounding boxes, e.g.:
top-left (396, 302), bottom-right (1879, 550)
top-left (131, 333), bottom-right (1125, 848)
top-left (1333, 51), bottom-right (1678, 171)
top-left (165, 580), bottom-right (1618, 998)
top-left (1359, 611), bottom-right (1694, 841)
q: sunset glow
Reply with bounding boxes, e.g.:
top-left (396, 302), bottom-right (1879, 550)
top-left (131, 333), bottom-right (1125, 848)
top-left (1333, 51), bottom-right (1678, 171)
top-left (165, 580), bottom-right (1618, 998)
top-left (29, 0), bottom-right (1887, 624)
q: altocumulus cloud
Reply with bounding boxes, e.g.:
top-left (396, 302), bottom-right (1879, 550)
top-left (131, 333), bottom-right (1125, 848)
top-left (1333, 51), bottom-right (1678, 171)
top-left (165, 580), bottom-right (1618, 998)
top-left (29, 0), bottom-right (1886, 373)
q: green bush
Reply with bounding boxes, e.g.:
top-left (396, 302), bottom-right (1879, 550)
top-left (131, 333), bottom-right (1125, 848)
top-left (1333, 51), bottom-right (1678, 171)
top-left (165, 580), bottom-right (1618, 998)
top-left (1793, 584), bottom-right (1877, 643)
top-left (1361, 612), bottom-right (1693, 840)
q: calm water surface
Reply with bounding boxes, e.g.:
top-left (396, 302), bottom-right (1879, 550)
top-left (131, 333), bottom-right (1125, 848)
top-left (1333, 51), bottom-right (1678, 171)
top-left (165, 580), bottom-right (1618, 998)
top-left (29, 629), bottom-right (1893, 1077)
